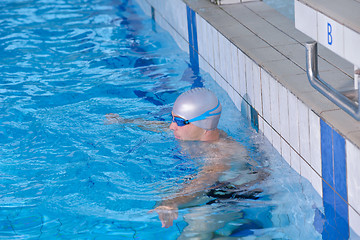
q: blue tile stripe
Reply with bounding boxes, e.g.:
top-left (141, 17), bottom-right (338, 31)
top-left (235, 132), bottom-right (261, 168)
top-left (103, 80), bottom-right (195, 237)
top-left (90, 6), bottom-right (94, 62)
top-left (320, 119), bottom-right (349, 239)
top-left (186, 6), bottom-right (199, 75)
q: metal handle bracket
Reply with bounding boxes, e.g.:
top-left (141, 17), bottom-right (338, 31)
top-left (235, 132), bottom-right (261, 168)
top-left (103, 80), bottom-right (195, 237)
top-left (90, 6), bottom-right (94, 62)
top-left (305, 41), bottom-right (360, 120)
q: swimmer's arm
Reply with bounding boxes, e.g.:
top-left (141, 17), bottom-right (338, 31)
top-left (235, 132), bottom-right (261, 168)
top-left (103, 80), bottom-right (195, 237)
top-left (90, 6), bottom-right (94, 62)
top-left (152, 162), bottom-right (229, 228)
top-left (105, 113), bottom-right (168, 131)
top-left (165, 163), bottom-right (228, 205)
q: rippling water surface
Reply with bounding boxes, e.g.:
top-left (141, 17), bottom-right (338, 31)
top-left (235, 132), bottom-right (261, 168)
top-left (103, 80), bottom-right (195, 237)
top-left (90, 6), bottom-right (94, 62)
top-left (0, 0), bottom-right (323, 239)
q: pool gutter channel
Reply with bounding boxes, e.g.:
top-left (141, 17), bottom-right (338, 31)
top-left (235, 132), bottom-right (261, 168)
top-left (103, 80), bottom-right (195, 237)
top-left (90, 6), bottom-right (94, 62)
top-left (134, 0), bottom-right (360, 237)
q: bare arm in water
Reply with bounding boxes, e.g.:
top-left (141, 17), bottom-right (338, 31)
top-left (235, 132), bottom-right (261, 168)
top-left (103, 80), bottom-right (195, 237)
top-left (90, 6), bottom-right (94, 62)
top-left (105, 113), bottom-right (169, 132)
top-left (151, 146), bottom-right (230, 228)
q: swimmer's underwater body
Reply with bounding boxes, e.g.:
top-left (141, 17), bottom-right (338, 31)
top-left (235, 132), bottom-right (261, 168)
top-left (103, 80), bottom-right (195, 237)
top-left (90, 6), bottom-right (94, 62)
top-left (107, 88), bottom-right (269, 238)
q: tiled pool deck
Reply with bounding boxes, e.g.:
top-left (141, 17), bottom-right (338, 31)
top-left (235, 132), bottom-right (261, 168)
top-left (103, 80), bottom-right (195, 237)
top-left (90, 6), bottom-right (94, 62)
top-left (135, 0), bottom-right (360, 238)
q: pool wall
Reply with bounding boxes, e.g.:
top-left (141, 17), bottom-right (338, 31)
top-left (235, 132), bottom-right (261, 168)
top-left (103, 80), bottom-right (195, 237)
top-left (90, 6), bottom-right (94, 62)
top-left (134, 0), bottom-right (360, 238)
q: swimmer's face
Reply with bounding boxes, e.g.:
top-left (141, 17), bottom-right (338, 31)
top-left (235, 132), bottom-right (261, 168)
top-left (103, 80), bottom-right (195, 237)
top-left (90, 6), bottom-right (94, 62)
top-left (170, 113), bottom-right (206, 141)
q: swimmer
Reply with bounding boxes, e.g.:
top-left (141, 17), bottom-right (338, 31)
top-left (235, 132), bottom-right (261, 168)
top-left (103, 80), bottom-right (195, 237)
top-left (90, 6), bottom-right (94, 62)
top-left (106, 88), bottom-right (266, 237)
top-left (150, 88), bottom-right (227, 228)
top-left (150, 88), bottom-right (265, 235)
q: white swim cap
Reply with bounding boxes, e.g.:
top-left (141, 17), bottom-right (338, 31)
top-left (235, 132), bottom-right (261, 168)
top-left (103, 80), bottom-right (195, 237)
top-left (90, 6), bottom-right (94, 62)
top-left (172, 88), bottom-right (222, 130)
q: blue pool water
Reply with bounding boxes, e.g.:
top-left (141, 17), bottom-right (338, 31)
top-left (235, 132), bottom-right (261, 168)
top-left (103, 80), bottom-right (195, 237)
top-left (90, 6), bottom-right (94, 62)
top-left (0, 0), bottom-right (324, 239)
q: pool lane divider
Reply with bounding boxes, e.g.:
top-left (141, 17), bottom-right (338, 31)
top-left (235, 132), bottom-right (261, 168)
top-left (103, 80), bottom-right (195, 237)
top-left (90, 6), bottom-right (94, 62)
top-left (320, 119), bottom-right (349, 239)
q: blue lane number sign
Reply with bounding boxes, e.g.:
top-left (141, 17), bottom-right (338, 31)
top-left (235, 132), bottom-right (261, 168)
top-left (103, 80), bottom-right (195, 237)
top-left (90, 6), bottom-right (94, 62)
top-left (327, 22), bottom-right (333, 45)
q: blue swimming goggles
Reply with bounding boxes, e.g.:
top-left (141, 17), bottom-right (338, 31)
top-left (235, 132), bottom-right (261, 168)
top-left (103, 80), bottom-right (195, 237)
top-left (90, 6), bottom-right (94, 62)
top-left (171, 101), bottom-right (221, 127)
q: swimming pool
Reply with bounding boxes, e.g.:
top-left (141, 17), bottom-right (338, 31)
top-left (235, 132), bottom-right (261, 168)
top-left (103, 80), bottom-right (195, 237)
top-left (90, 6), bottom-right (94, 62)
top-left (0, 0), bottom-right (325, 238)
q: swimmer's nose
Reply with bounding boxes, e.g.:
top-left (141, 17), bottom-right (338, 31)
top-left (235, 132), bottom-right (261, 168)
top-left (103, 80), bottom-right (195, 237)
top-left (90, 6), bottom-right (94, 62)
top-left (169, 121), bottom-right (176, 130)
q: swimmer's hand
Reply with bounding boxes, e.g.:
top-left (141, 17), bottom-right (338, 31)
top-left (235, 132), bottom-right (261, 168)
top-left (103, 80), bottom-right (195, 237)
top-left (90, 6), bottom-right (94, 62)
top-left (150, 205), bottom-right (178, 228)
top-left (104, 113), bottom-right (131, 125)
top-left (105, 113), bottom-right (168, 132)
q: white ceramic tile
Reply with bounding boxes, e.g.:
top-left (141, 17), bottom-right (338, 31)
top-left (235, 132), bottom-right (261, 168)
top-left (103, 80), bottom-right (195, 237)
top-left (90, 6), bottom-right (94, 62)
top-left (201, 20), bottom-right (208, 59)
top-left (281, 138), bottom-right (291, 166)
top-left (288, 92), bottom-right (300, 152)
top-left (210, 25), bottom-right (217, 68)
top-left (231, 43), bottom-right (239, 90)
top-left (218, 73), bottom-right (227, 91)
top-left (199, 56), bottom-right (206, 73)
top-left (317, 12), bottom-right (344, 57)
top-left (234, 91), bottom-right (242, 112)
top-left (309, 111), bottom-right (322, 175)
top-left (264, 120), bottom-right (272, 144)
top-left (209, 64), bottom-right (216, 81)
top-left (300, 158), bottom-right (312, 184)
top-left (294, 1), bottom-right (317, 40)
top-left (174, 0), bottom-right (188, 41)
top-left (220, 0), bottom-right (240, 4)
top-left (272, 130), bottom-right (281, 154)
top-left (258, 116), bottom-right (264, 134)
top-left (242, 99), bottom-right (251, 119)
top-left (346, 140), bottom-right (360, 214)
top-left (238, 49), bottom-right (247, 98)
top-left (253, 61), bottom-right (262, 116)
top-left (261, 69), bottom-right (271, 124)
top-left (344, 27), bottom-right (360, 68)
top-left (298, 100), bottom-right (311, 162)
top-left (278, 84), bottom-right (290, 143)
top-left (196, 14), bottom-right (204, 57)
top-left (218, 33), bottom-right (227, 79)
top-left (225, 38), bottom-right (232, 85)
top-left (311, 170), bottom-right (323, 198)
top-left (214, 32), bottom-right (221, 76)
top-left (229, 86), bottom-right (236, 104)
top-left (349, 206), bottom-right (360, 238)
top-left (204, 20), bottom-right (211, 64)
top-left (245, 56), bottom-right (254, 105)
top-left (290, 148), bottom-right (301, 174)
top-left (223, 80), bottom-right (231, 97)
top-left (269, 78), bottom-right (280, 133)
